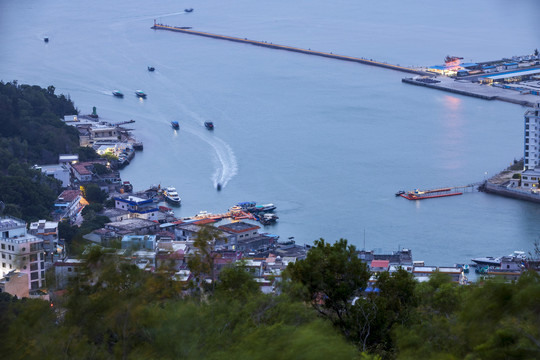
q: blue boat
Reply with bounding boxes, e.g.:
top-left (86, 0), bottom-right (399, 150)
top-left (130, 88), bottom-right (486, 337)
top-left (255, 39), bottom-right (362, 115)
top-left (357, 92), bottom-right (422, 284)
top-left (135, 90), bottom-right (147, 98)
top-left (171, 121), bottom-right (179, 129)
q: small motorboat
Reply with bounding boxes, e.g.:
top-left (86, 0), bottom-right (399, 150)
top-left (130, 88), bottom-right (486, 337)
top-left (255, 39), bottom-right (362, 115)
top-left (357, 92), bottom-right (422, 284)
top-left (135, 90), bottom-right (147, 98)
top-left (171, 121), bottom-right (179, 129)
top-left (112, 90), bottom-right (124, 98)
top-left (204, 121), bottom-right (214, 130)
top-left (395, 190), bottom-right (405, 196)
top-left (43, 37), bottom-right (49, 43)
top-left (216, 183), bottom-right (222, 191)
top-left (184, 8), bottom-right (194, 12)
top-left (147, 66), bottom-right (155, 72)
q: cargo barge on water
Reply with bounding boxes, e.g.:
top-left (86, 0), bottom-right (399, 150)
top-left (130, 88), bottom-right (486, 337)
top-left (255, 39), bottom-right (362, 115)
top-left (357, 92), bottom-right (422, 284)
top-left (399, 187), bottom-right (463, 200)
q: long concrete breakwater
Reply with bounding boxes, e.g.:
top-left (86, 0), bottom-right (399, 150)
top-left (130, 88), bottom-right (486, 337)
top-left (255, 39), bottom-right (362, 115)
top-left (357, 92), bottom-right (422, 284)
top-left (151, 23), bottom-right (432, 76)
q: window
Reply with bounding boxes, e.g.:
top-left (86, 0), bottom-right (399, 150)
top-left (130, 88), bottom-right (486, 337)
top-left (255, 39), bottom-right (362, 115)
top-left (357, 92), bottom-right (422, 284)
top-left (67, 267), bottom-right (72, 272)
top-left (30, 263), bottom-right (38, 271)
top-left (40, 261), bottom-right (44, 269)
top-left (31, 281), bottom-right (39, 290)
top-left (1, 254), bottom-right (4, 259)
top-left (30, 254), bottom-right (37, 262)
top-left (31, 272), bottom-right (39, 280)
top-left (1, 263), bottom-right (4, 268)
top-left (1, 244), bottom-right (4, 250)
top-left (22, 247), bottom-right (26, 252)
top-left (40, 253), bottom-right (44, 260)
top-left (8, 255), bottom-right (11, 260)
top-left (41, 271), bottom-right (45, 278)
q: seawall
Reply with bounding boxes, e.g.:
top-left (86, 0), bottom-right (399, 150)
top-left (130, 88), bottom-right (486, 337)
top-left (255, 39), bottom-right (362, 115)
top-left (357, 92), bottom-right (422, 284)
top-left (483, 182), bottom-right (540, 204)
top-left (151, 23), bottom-right (432, 76)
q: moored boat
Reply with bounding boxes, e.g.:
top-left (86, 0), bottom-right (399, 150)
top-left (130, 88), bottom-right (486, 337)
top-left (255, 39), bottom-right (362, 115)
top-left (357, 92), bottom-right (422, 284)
top-left (163, 186), bottom-right (181, 206)
top-left (135, 90), bottom-right (147, 98)
top-left (204, 121), bottom-right (214, 130)
top-left (171, 121), bottom-right (179, 129)
top-left (471, 256), bottom-right (501, 267)
top-left (112, 90), bottom-right (124, 98)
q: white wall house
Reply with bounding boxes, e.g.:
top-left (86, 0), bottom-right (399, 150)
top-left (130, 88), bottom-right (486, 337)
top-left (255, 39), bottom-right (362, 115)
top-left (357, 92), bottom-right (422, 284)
top-left (0, 216), bottom-right (46, 290)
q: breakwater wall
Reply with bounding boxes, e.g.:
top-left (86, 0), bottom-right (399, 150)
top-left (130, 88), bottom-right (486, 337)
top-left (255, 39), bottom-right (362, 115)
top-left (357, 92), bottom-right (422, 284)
top-left (483, 182), bottom-right (540, 204)
top-left (402, 78), bottom-right (535, 107)
top-left (401, 78), bottom-right (496, 100)
top-left (151, 23), bottom-right (431, 76)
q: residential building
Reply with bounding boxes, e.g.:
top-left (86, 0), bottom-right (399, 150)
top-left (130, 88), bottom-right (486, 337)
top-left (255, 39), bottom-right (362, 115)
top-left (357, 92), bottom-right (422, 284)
top-left (53, 258), bottom-right (84, 289)
top-left (104, 218), bottom-right (160, 236)
top-left (0, 216), bottom-right (45, 290)
top-left (218, 222), bottom-right (275, 252)
top-left (114, 195), bottom-right (159, 221)
top-left (121, 235), bottom-right (157, 251)
top-left (522, 102), bottom-right (540, 188)
top-left (54, 189), bottom-right (87, 223)
top-left (29, 220), bottom-right (59, 254)
top-left (33, 163), bottom-right (71, 187)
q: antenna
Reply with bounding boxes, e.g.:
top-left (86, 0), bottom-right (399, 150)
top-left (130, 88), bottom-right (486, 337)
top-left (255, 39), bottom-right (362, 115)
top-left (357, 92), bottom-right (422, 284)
top-left (0, 201), bottom-right (4, 215)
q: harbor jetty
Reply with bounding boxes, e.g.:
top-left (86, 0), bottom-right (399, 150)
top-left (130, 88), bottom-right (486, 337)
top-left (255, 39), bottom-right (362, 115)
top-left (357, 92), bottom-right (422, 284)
top-left (151, 21), bottom-right (431, 76)
top-left (402, 76), bottom-right (537, 107)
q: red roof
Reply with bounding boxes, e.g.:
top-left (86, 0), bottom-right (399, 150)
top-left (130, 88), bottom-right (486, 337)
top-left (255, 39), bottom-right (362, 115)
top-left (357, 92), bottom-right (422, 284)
top-left (370, 260), bottom-right (390, 268)
top-left (58, 190), bottom-right (82, 202)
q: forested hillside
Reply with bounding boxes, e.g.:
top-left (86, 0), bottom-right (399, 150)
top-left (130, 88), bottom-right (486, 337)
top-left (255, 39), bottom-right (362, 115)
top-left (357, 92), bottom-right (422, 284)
top-left (0, 81), bottom-right (88, 221)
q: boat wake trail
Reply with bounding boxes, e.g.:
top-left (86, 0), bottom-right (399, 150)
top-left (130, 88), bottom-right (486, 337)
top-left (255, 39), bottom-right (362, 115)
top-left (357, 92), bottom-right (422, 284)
top-left (209, 137), bottom-right (238, 189)
top-left (187, 129), bottom-right (238, 189)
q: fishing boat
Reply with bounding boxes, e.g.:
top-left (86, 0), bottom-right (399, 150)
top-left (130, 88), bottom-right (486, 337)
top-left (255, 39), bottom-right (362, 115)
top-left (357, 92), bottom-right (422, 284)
top-left (171, 121), bottom-right (179, 129)
top-left (163, 186), bottom-right (181, 206)
top-left (400, 188), bottom-right (462, 200)
top-left (204, 121), bottom-right (214, 130)
top-left (112, 90), bottom-right (124, 98)
top-left (147, 66), bottom-right (155, 72)
top-left (135, 90), bottom-right (147, 98)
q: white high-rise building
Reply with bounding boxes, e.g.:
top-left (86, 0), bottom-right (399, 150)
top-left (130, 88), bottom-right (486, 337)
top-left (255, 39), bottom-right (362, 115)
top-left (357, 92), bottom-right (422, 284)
top-left (521, 102), bottom-right (540, 189)
top-left (0, 216), bottom-right (45, 290)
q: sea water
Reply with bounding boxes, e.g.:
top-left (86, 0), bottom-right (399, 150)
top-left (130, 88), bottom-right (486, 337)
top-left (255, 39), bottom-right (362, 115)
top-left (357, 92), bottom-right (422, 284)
top-left (1, 0), bottom-right (540, 266)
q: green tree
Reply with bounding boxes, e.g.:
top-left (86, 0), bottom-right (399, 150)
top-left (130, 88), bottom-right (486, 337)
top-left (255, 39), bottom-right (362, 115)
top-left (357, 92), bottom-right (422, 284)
top-left (83, 183), bottom-right (107, 204)
top-left (287, 238), bottom-right (371, 338)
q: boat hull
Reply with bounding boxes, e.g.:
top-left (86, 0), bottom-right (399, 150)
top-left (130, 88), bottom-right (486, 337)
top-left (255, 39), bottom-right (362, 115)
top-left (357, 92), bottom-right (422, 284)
top-left (400, 192), bottom-right (462, 200)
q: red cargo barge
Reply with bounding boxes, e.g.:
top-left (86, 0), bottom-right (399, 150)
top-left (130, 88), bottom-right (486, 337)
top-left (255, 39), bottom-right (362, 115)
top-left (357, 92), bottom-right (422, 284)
top-left (400, 188), bottom-right (463, 200)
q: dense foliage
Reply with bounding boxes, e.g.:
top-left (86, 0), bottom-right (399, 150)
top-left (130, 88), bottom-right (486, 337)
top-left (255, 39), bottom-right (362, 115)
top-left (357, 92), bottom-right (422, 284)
top-left (0, 81), bottom-right (83, 221)
top-left (1, 239), bottom-right (539, 359)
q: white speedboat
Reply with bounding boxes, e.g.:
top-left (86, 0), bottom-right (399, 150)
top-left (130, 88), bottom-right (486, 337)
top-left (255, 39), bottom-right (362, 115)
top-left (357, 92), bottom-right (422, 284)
top-left (163, 187), bottom-right (181, 206)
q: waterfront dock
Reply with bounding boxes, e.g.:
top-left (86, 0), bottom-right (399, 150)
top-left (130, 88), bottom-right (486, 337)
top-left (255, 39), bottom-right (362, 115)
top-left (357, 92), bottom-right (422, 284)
top-left (151, 22), bottom-right (431, 76)
top-left (402, 76), bottom-right (537, 107)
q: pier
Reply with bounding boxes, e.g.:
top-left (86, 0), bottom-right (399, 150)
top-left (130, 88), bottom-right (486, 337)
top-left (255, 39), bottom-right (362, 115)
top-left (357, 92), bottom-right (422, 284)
top-left (151, 22), bottom-right (432, 76)
top-left (402, 77), bottom-right (537, 107)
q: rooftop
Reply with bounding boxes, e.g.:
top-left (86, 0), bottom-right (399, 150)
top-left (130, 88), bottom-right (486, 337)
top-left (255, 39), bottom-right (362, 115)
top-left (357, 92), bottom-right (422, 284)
top-left (218, 221), bottom-right (260, 234)
top-left (0, 216), bottom-right (26, 230)
top-left (57, 190), bottom-right (82, 203)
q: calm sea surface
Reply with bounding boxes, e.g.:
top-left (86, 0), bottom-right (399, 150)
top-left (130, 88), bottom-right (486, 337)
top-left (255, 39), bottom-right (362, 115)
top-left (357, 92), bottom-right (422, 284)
top-left (2, 0), bottom-right (540, 266)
